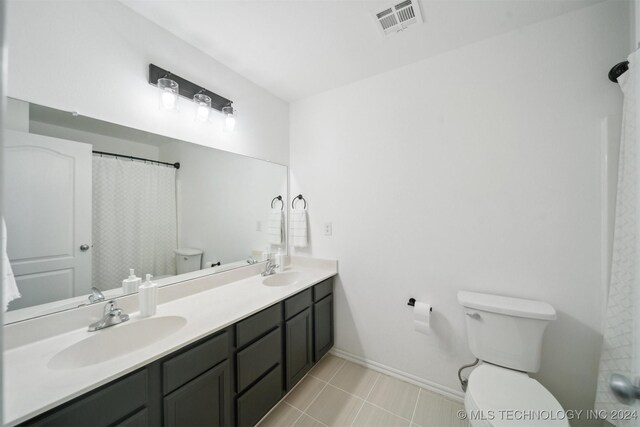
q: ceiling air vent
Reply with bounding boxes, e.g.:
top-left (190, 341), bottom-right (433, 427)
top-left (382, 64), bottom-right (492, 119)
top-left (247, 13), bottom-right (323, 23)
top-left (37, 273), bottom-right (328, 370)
top-left (374, 0), bottom-right (423, 36)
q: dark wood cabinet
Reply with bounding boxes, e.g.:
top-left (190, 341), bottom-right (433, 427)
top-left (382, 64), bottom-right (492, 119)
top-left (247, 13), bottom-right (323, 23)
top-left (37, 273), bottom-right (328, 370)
top-left (24, 369), bottom-right (149, 427)
top-left (163, 361), bottom-right (231, 427)
top-left (285, 307), bottom-right (313, 390)
top-left (23, 277), bottom-right (334, 427)
top-left (114, 408), bottom-right (149, 427)
top-left (236, 365), bottom-right (283, 427)
top-left (314, 294), bottom-right (333, 362)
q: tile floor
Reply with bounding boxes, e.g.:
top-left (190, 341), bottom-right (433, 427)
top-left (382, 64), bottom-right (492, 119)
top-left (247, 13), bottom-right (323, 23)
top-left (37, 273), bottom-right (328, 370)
top-left (257, 355), bottom-right (469, 427)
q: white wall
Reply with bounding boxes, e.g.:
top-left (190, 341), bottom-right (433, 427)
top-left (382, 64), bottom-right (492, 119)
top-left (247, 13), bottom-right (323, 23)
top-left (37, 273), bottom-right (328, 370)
top-left (290, 1), bottom-right (628, 419)
top-left (158, 141), bottom-right (287, 266)
top-left (6, 0), bottom-right (289, 165)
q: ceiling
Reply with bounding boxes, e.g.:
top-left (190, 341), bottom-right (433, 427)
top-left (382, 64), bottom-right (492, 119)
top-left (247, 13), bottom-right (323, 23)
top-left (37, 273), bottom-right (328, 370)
top-left (120, 0), bottom-right (602, 102)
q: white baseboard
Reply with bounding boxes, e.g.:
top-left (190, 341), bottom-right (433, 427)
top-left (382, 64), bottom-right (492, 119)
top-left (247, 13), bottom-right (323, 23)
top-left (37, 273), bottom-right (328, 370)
top-left (330, 348), bottom-right (465, 403)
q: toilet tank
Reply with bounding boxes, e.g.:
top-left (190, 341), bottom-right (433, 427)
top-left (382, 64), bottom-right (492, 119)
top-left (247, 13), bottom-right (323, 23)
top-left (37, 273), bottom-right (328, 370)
top-left (174, 248), bottom-right (203, 274)
top-left (457, 291), bottom-right (556, 373)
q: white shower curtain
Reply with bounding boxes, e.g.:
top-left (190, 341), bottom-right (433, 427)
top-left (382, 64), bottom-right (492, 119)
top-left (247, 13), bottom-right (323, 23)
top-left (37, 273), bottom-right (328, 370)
top-left (92, 156), bottom-right (177, 291)
top-left (596, 49), bottom-right (640, 424)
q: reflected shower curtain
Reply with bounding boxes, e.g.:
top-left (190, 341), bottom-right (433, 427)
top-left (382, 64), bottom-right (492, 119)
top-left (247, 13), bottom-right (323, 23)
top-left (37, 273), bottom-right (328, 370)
top-left (92, 156), bottom-right (177, 291)
top-left (596, 49), bottom-right (640, 424)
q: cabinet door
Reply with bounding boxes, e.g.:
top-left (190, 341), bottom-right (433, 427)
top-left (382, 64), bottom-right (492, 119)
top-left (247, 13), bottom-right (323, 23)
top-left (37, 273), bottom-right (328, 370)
top-left (314, 294), bottom-right (334, 362)
top-left (163, 361), bottom-right (231, 427)
top-left (285, 307), bottom-right (313, 390)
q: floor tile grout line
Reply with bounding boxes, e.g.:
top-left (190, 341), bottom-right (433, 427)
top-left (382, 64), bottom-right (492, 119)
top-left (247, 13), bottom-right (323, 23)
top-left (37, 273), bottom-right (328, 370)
top-left (322, 375), bottom-right (414, 422)
top-left (347, 372), bottom-right (381, 427)
top-left (299, 357), bottom-right (345, 420)
top-left (302, 411), bottom-right (330, 427)
top-left (282, 401), bottom-right (306, 427)
top-left (409, 387), bottom-right (421, 426)
top-left (363, 397), bottom-right (413, 422)
top-left (284, 400), bottom-right (329, 427)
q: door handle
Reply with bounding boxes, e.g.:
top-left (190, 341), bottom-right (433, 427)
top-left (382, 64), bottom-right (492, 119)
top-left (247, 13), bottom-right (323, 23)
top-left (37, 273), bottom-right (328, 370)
top-left (609, 373), bottom-right (640, 405)
top-left (80, 244), bottom-right (90, 251)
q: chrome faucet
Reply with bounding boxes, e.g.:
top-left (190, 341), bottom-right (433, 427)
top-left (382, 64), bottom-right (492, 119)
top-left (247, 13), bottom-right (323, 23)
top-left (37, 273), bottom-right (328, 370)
top-left (88, 300), bottom-right (130, 332)
top-left (261, 258), bottom-right (278, 276)
top-left (246, 257), bottom-right (258, 265)
top-left (88, 287), bottom-right (105, 304)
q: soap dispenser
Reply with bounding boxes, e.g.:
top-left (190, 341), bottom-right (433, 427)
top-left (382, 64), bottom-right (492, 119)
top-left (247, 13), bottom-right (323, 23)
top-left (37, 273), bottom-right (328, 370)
top-left (138, 274), bottom-right (158, 317)
top-left (262, 245), bottom-right (270, 261)
top-left (122, 269), bottom-right (141, 294)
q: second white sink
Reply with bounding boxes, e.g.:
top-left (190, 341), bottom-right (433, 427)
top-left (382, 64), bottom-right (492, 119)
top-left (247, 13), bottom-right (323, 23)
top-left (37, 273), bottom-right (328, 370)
top-left (48, 316), bottom-right (187, 370)
top-left (262, 271), bottom-right (302, 287)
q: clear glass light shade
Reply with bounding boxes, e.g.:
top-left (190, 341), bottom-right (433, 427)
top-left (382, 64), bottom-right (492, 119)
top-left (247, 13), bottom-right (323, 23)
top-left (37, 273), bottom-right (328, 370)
top-left (158, 78), bottom-right (179, 110)
top-left (222, 105), bottom-right (236, 132)
top-left (194, 93), bottom-right (212, 122)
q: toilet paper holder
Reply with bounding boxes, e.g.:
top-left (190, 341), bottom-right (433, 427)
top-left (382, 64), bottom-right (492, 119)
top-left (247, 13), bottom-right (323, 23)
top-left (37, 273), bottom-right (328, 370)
top-left (407, 298), bottom-right (432, 311)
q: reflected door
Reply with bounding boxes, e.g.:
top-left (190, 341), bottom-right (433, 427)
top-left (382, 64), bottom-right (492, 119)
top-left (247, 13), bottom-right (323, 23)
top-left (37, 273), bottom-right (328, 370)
top-left (3, 130), bottom-right (92, 309)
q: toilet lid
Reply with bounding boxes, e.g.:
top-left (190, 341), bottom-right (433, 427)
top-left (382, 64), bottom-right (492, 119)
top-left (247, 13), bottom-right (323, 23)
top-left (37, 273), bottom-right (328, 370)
top-left (466, 365), bottom-right (569, 427)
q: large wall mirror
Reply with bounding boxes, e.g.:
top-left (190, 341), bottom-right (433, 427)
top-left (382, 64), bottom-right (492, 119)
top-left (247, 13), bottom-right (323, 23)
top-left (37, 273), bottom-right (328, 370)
top-left (3, 98), bottom-right (288, 324)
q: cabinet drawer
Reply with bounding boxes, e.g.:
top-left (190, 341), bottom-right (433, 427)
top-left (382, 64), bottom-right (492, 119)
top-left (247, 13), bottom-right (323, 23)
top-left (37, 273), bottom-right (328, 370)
top-left (163, 331), bottom-right (228, 395)
top-left (114, 408), bottom-right (148, 427)
top-left (313, 278), bottom-right (333, 302)
top-left (27, 370), bottom-right (148, 427)
top-left (237, 327), bottom-right (281, 392)
top-left (236, 365), bottom-right (283, 427)
top-left (285, 288), bottom-right (312, 319)
top-left (236, 304), bottom-right (281, 348)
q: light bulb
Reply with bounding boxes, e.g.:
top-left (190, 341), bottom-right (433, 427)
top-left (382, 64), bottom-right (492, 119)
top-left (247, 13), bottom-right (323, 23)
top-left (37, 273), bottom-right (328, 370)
top-left (194, 93), bottom-right (212, 122)
top-left (161, 90), bottom-right (177, 109)
top-left (225, 115), bottom-right (236, 131)
top-left (222, 105), bottom-right (236, 132)
top-left (157, 78), bottom-right (179, 110)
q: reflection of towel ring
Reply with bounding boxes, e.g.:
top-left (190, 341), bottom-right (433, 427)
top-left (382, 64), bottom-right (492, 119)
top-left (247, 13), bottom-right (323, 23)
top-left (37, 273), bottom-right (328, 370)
top-left (292, 194), bottom-right (307, 209)
top-left (271, 195), bottom-right (284, 210)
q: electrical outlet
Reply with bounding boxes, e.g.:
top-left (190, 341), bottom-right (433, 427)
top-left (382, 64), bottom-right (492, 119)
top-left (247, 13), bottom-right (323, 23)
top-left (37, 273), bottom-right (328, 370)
top-left (324, 222), bottom-right (332, 236)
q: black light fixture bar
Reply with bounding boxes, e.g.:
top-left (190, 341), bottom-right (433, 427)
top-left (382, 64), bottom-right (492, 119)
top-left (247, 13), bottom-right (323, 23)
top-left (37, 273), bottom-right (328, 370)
top-left (148, 63), bottom-right (233, 111)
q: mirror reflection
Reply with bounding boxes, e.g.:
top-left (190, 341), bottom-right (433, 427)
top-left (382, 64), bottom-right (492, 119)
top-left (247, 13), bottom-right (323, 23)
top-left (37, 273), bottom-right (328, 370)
top-left (2, 98), bottom-right (287, 323)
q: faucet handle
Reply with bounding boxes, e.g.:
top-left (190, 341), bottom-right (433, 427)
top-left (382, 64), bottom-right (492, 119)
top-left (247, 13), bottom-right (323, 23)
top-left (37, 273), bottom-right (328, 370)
top-left (88, 287), bottom-right (105, 303)
top-left (103, 300), bottom-right (117, 315)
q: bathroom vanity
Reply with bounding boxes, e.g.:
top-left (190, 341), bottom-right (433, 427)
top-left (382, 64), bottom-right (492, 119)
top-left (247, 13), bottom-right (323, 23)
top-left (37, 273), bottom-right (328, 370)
top-left (4, 258), bottom-right (337, 427)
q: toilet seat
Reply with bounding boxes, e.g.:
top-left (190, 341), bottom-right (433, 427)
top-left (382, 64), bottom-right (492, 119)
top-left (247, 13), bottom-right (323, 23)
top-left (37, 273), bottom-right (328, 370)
top-left (465, 364), bottom-right (569, 427)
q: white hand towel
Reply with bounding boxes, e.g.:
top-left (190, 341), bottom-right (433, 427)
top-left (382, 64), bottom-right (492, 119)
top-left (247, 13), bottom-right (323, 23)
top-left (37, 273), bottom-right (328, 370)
top-left (267, 209), bottom-right (284, 245)
top-left (2, 218), bottom-right (21, 311)
top-left (290, 208), bottom-right (308, 248)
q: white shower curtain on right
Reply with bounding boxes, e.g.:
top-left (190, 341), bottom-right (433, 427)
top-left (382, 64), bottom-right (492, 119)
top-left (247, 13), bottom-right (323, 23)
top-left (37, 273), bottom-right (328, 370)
top-left (595, 49), bottom-right (640, 425)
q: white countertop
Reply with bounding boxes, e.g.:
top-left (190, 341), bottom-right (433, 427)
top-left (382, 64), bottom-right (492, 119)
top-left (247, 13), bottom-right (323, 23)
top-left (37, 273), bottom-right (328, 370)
top-left (3, 257), bottom-right (338, 426)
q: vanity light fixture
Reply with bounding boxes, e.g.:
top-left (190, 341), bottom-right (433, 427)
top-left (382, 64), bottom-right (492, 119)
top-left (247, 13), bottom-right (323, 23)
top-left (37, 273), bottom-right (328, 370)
top-left (157, 77), bottom-right (179, 110)
top-left (194, 92), bottom-right (212, 122)
top-left (222, 106), bottom-right (236, 132)
top-left (149, 64), bottom-right (235, 130)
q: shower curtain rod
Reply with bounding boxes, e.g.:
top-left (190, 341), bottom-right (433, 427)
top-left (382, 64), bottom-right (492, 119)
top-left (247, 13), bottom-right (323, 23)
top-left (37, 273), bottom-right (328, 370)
top-left (608, 60), bottom-right (629, 83)
top-left (92, 150), bottom-right (180, 169)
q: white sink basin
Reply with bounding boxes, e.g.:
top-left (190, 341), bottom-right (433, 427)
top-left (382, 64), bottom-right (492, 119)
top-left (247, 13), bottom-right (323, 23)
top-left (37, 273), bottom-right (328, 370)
top-left (262, 271), bottom-right (302, 287)
top-left (48, 316), bottom-right (187, 370)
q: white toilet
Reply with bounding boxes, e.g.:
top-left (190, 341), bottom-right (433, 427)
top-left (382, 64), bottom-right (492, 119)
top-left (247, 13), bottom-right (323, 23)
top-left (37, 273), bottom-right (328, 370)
top-left (174, 248), bottom-right (203, 274)
top-left (457, 291), bottom-right (569, 427)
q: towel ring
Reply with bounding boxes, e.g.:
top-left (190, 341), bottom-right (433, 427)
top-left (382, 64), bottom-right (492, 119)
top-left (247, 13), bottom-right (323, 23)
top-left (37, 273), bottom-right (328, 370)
top-left (292, 194), bottom-right (307, 209)
top-left (271, 195), bottom-right (284, 210)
